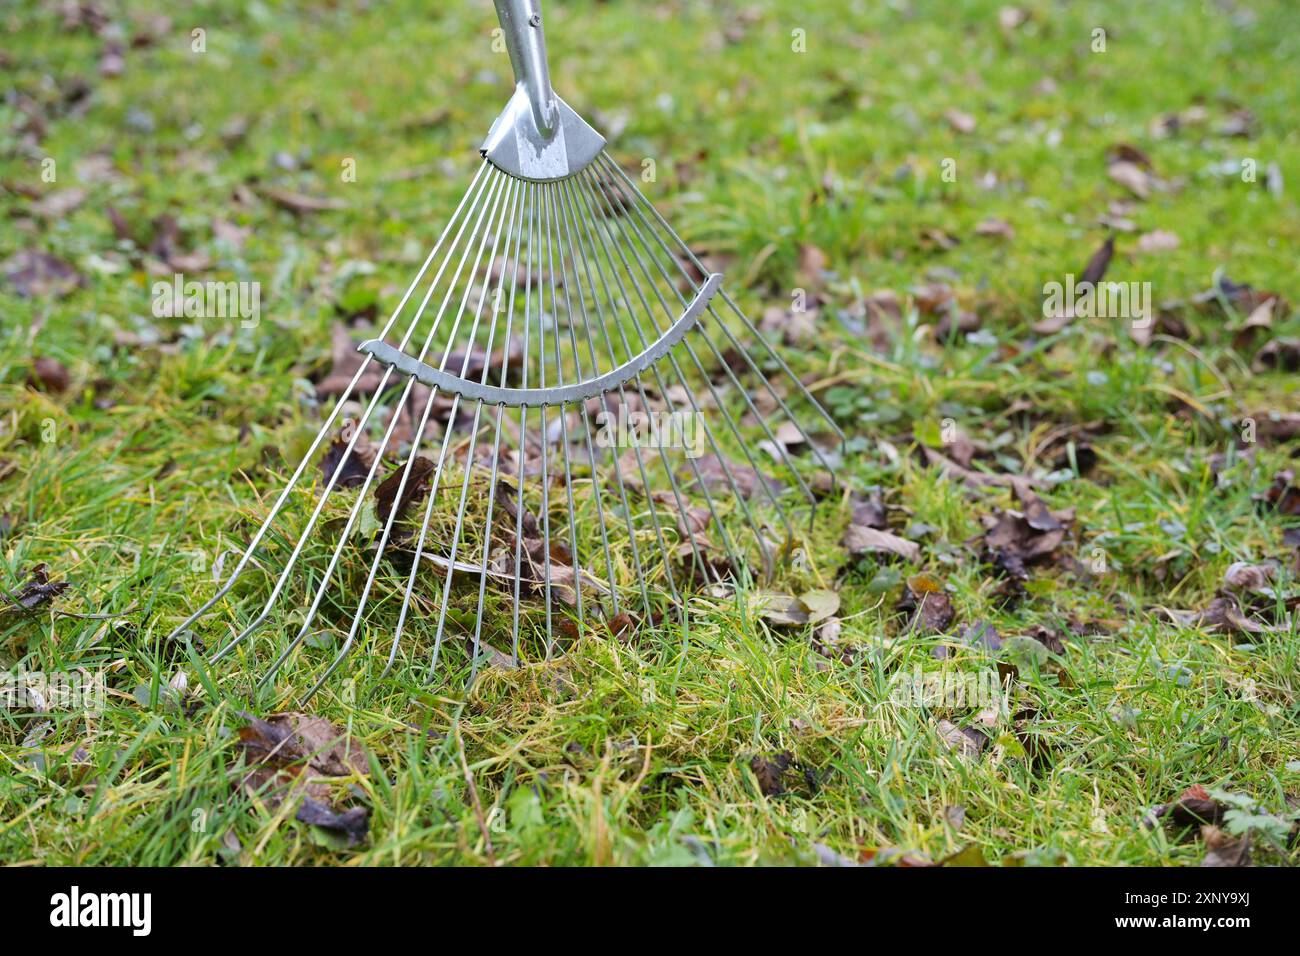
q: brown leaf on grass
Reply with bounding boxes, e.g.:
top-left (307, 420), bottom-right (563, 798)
top-left (897, 574), bottom-right (955, 635)
top-left (295, 796), bottom-right (370, 847)
top-left (936, 719), bottom-right (987, 759)
top-left (260, 186), bottom-right (346, 214)
top-left (760, 304), bottom-right (818, 346)
top-left (1136, 229), bottom-right (1180, 253)
top-left (1252, 338), bottom-right (1300, 373)
top-left (3, 564), bottom-right (71, 613)
top-left (1108, 161), bottom-right (1152, 199)
top-left (1200, 826), bottom-right (1251, 867)
top-left (1013, 479), bottom-right (1061, 533)
top-left (923, 446), bottom-right (1030, 489)
top-left (750, 752), bottom-right (801, 797)
top-left (935, 620), bottom-right (1002, 659)
top-left (982, 489), bottom-right (1071, 580)
top-left (30, 188), bottom-right (87, 219)
top-left (319, 432), bottom-right (377, 491)
top-left (944, 109), bottom-right (977, 135)
top-left (849, 490), bottom-right (888, 529)
top-left (1223, 560), bottom-right (1279, 598)
top-left (1026, 624), bottom-right (1066, 655)
top-left (685, 453), bottom-right (783, 501)
top-left (316, 323), bottom-right (387, 398)
top-left (2, 250), bottom-right (82, 298)
top-left (1193, 594), bottom-right (1280, 637)
top-left (753, 589), bottom-right (839, 628)
top-left (811, 616), bottom-right (853, 665)
top-left (236, 712), bottom-right (370, 843)
top-left (1080, 235), bottom-right (1115, 286)
top-left (30, 357), bottom-right (70, 393)
top-left (489, 486), bottom-right (608, 609)
top-left (974, 217), bottom-right (1015, 239)
top-left (373, 456), bottom-right (434, 525)
top-left (1150, 784), bottom-right (1226, 831)
top-left (997, 6), bottom-right (1030, 31)
top-left (795, 243), bottom-right (829, 294)
top-left (1257, 470), bottom-right (1300, 516)
top-left (843, 525), bottom-right (920, 562)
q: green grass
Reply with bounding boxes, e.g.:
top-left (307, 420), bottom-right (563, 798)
top-left (1, 0), bottom-right (1298, 866)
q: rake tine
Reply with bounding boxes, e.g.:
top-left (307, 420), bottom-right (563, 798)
top-left (269, 171), bottom-right (514, 695)
top-left (553, 180), bottom-right (655, 624)
top-left (510, 185), bottom-right (539, 663)
top-left (169, 161), bottom-right (492, 649)
top-left (591, 163), bottom-right (824, 512)
top-left (210, 167), bottom-right (507, 669)
top-left (559, 182), bottom-right (687, 605)
top-left (552, 183), bottom-right (626, 621)
top-left (582, 167), bottom-right (800, 545)
top-left (597, 154), bottom-right (845, 446)
top-left (307, 176), bottom-right (524, 698)
top-left (574, 173), bottom-right (759, 582)
top-left (376, 174), bottom-right (522, 683)
top-left (542, 183), bottom-right (587, 630)
top-left (426, 179), bottom-right (526, 681)
top-left (468, 175), bottom-right (532, 683)
top-left (569, 176), bottom-right (713, 592)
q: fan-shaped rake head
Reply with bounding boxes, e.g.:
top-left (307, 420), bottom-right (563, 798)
top-left (162, 1), bottom-right (845, 701)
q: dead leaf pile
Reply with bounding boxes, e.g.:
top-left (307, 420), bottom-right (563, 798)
top-left (980, 481), bottom-right (1073, 580)
top-left (235, 712), bottom-right (371, 847)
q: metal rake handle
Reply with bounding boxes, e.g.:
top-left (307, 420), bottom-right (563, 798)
top-left (494, 0), bottom-right (557, 140)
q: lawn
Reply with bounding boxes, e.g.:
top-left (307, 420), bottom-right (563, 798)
top-left (1, 0), bottom-right (1298, 866)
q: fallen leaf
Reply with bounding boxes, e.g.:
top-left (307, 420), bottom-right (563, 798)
top-left (843, 524), bottom-right (920, 562)
top-left (1080, 235), bottom-right (1115, 286)
top-left (373, 456), bottom-right (435, 525)
top-left (260, 187), bottom-right (346, 214)
top-left (944, 109), bottom-right (976, 134)
top-left (974, 217), bottom-right (1015, 239)
top-left (30, 188), bottom-right (87, 219)
top-left (2, 250), bottom-right (82, 298)
top-left (296, 796), bottom-right (370, 848)
top-left (1253, 338), bottom-right (1300, 373)
top-left (898, 575), bottom-right (955, 635)
top-left (1151, 784), bottom-right (1226, 831)
top-left (316, 323), bottom-right (387, 398)
top-left (686, 453), bottom-right (783, 501)
top-left (319, 432), bottom-right (377, 491)
top-left (1108, 161), bottom-right (1152, 199)
top-left (3, 564), bottom-right (71, 613)
top-left (799, 589), bottom-right (840, 624)
top-left (751, 752), bottom-right (793, 796)
top-left (936, 719), bottom-right (987, 759)
top-left (30, 357), bottom-right (70, 393)
top-left (1136, 229), bottom-right (1180, 253)
top-left (1200, 825), bottom-right (1251, 867)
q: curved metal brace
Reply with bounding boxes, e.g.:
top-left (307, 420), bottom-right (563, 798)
top-left (358, 272), bottom-right (723, 407)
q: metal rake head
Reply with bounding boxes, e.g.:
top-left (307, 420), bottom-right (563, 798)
top-left (164, 0), bottom-right (845, 701)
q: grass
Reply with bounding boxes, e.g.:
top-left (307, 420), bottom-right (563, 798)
top-left (1, 0), bottom-right (1299, 866)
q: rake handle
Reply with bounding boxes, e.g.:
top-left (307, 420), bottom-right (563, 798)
top-left (494, 0), bottom-right (558, 139)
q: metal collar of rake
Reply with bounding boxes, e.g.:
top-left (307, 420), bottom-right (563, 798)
top-left (479, 0), bottom-right (605, 182)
